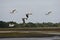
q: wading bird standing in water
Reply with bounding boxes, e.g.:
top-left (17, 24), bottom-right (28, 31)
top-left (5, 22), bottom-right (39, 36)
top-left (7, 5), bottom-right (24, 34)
top-left (45, 11), bottom-right (52, 15)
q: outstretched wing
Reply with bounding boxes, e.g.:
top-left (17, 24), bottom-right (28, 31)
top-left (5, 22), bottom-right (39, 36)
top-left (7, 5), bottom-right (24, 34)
top-left (26, 13), bottom-right (32, 18)
top-left (26, 14), bottom-right (29, 18)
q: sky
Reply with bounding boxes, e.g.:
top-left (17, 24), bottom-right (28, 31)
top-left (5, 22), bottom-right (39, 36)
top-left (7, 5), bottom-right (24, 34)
top-left (0, 0), bottom-right (60, 23)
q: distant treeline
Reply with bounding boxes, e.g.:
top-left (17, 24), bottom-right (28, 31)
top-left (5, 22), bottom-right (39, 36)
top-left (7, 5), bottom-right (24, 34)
top-left (0, 21), bottom-right (60, 28)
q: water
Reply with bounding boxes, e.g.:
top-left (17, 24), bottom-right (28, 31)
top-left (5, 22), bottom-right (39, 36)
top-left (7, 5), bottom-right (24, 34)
top-left (0, 36), bottom-right (60, 40)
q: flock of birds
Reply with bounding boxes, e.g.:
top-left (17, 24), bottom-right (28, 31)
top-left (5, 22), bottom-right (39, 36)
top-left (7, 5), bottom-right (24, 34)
top-left (10, 9), bottom-right (52, 23)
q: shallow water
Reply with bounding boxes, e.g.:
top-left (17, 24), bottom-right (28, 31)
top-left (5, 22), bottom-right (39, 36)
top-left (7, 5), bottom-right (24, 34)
top-left (0, 36), bottom-right (60, 40)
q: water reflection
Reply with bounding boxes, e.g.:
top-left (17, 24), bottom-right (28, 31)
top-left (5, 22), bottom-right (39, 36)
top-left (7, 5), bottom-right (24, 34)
top-left (0, 36), bottom-right (60, 40)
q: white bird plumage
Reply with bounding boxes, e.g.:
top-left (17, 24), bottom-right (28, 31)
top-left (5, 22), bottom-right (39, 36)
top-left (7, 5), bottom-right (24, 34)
top-left (45, 11), bottom-right (52, 15)
top-left (10, 9), bottom-right (16, 13)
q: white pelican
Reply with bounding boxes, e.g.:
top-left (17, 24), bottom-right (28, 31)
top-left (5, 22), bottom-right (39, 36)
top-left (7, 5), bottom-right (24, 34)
top-left (10, 9), bottom-right (16, 13)
top-left (45, 11), bottom-right (52, 15)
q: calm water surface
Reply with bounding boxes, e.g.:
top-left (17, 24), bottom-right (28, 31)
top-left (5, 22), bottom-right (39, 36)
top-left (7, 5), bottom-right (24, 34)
top-left (0, 36), bottom-right (60, 40)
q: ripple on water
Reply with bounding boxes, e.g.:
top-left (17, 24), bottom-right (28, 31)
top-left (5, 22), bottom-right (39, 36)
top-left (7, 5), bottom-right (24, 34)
top-left (0, 36), bottom-right (60, 40)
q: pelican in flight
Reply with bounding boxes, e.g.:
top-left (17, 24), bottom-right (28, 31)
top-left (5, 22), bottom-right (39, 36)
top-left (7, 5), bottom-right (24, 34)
top-left (45, 11), bottom-right (52, 15)
top-left (10, 9), bottom-right (16, 13)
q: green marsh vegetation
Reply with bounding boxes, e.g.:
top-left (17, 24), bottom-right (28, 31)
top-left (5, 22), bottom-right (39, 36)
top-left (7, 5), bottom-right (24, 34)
top-left (0, 21), bottom-right (60, 28)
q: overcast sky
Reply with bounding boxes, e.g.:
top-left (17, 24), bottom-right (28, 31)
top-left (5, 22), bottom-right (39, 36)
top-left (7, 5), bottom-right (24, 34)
top-left (0, 0), bottom-right (60, 23)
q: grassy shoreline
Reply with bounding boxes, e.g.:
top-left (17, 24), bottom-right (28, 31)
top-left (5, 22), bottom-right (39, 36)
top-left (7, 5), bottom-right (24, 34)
top-left (0, 32), bottom-right (59, 38)
top-left (0, 27), bottom-right (60, 31)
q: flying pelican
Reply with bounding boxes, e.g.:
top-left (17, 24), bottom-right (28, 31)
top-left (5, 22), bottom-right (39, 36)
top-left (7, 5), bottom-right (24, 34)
top-left (45, 11), bottom-right (52, 15)
top-left (10, 9), bottom-right (16, 13)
